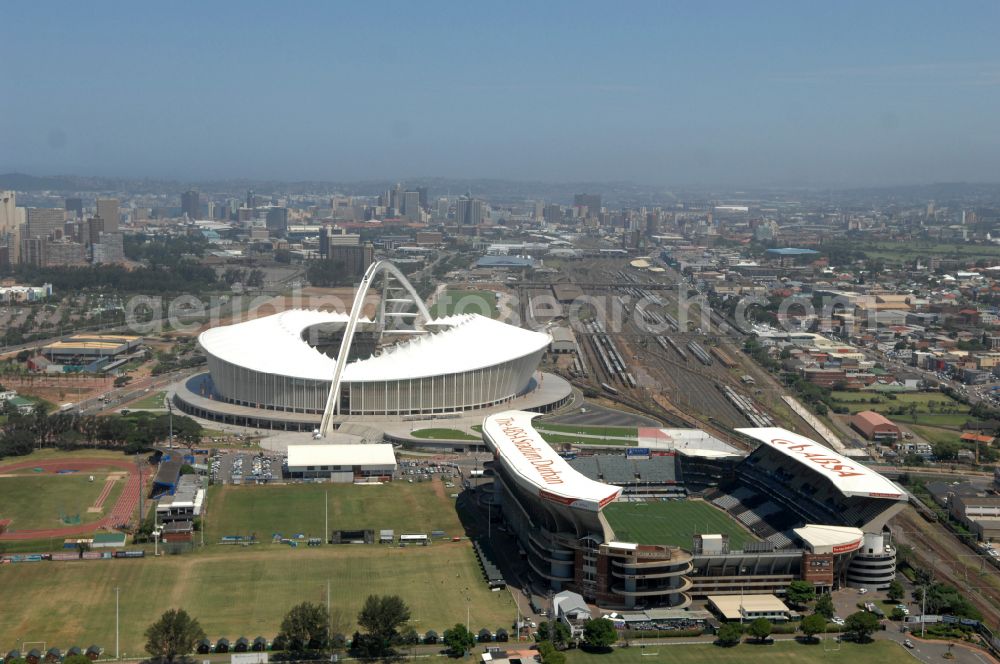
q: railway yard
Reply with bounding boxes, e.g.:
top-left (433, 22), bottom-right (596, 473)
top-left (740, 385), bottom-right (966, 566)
top-left (523, 258), bottom-right (804, 444)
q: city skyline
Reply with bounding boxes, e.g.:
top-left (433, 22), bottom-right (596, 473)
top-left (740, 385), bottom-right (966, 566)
top-left (2, 1), bottom-right (999, 187)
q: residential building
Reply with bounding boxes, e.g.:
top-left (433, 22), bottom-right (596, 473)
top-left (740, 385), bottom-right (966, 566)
top-left (96, 198), bottom-right (120, 232)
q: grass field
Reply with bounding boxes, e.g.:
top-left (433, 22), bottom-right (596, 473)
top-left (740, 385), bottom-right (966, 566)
top-left (128, 390), bottom-right (167, 409)
top-left (566, 640), bottom-right (904, 664)
top-left (429, 289), bottom-right (498, 318)
top-left (410, 428), bottom-right (479, 441)
top-left (909, 425), bottom-right (961, 446)
top-left (0, 544), bottom-right (515, 654)
top-left (829, 391), bottom-right (972, 429)
top-left (205, 480), bottom-right (464, 542)
top-left (533, 423), bottom-right (639, 438)
top-left (0, 474), bottom-right (125, 530)
top-left (603, 500), bottom-right (756, 549)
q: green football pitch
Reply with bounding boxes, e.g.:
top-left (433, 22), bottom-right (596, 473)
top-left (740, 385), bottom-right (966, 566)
top-left (603, 499), bottom-right (756, 549)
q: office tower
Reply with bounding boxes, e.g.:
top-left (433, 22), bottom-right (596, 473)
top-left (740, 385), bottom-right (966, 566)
top-left (0, 191), bottom-right (20, 264)
top-left (65, 197), bottom-right (84, 219)
top-left (543, 204), bottom-right (562, 224)
top-left (96, 198), bottom-right (119, 232)
top-left (403, 191), bottom-right (421, 221)
top-left (43, 239), bottom-right (87, 267)
top-left (87, 216), bottom-right (105, 246)
top-left (328, 243), bottom-right (375, 277)
top-left (20, 237), bottom-right (44, 266)
top-left (456, 195), bottom-right (483, 226)
top-left (389, 183), bottom-right (403, 215)
top-left (266, 207), bottom-right (289, 236)
top-left (206, 201), bottom-right (215, 220)
top-left (435, 198), bottom-right (449, 221)
top-left (247, 189), bottom-right (257, 210)
top-left (319, 225), bottom-right (360, 259)
top-left (573, 193), bottom-right (601, 215)
top-left (416, 187), bottom-right (428, 208)
top-left (533, 200), bottom-right (544, 221)
top-left (25, 207), bottom-right (65, 239)
top-left (92, 232), bottom-right (125, 264)
top-left (181, 190), bottom-right (200, 219)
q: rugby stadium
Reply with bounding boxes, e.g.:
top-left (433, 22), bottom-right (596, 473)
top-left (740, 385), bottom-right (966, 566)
top-left (480, 411), bottom-right (907, 610)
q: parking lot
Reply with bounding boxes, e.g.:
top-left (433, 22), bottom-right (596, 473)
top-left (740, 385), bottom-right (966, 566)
top-left (209, 450), bottom-right (285, 485)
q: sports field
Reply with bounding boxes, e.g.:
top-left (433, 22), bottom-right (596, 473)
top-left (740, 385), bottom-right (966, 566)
top-left (566, 640), bottom-right (904, 664)
top-left (429, 289), bottom-right (498, 318)
top-left (0, 543), bottom-right (515, 654)
top-left (603, 500), bottom-right (756, 549)
top-left (0, 475), bottom-right (125, 530)
top-left (128, 390), bottom-right (167, 409)
top-left (410, 428), bottom-right (479, 441)
top-left (205, 479), bottom-right (464, 543)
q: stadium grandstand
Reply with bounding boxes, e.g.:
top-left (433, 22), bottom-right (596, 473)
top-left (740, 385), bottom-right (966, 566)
top-left (178, 261), bottom-right (566, 431)
top-left (482, 414), bottom-right (908, 608)
top-left (483, 410), bottom-right (693, 610)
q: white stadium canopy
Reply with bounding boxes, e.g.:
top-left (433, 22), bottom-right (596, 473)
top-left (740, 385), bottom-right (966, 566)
top-left (197, 310), bottom-right (551, 382)
top-left (483, 410), bottom-right (622, 512)
top-left (737, 427), bottom-right (905, 500)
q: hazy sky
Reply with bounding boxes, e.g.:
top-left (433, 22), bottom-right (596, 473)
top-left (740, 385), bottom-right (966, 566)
top-left (2, 1), bottom-right (999, 187)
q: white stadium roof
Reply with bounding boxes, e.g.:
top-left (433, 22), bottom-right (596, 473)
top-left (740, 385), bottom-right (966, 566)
top-left (286, 444), bottom-right (397, 469)
top-left (198, 310), bottom-right (551, 382)
top-left (483, 410), bottom-right (621, 512)
top-left (737, 427), bottom-right (905, 500)
top-left (793, 524), bottom-right (864, 555)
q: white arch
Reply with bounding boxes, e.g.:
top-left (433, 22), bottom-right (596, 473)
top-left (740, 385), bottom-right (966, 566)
top-left (319, 260), bottom-right (431, 434)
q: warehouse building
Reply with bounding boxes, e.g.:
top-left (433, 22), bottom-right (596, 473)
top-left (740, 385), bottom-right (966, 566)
top-left (850, 410), bottom-right (901, 442)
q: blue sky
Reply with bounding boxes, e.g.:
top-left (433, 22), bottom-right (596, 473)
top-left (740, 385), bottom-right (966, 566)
top-left (2, 1), bottom-right (999, 186)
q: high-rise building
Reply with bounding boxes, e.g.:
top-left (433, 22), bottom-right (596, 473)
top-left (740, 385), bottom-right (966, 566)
top-left (543, 204), bottom-right (562, 224)
top-left (328, 242), bottom-right (375, 278)
top-left (87, 216), bottom-right (105, 246)
top-left (65, 197), bottom-right (84, 219)
top-left (435, 198), bottom-right (449, 221)
top-left (96, 199), bottom-right (119, 232)
top-left (181, 190), bottom-right (200, 219)
top-left (265, 207), bottom-right (289, 236)
top-left (42, 239), bottom-right (87, 267)
top-left (0, 191), bottom-right (20, 264)
top-left (389, 183), bottom-right (403, 215)
top-left (416, 187), bottom-right (428, 208)
top-left (456, 195), bottom-right (483, 226)
top-left (319, 225), bottom-right (361, 259)
top-left (533, 200), bottom-right (544, 221)
top-left (403, 191), bottom-right (421, 221)
top-left (92, 232), bottom-right (125, 264)
top-left (573, 193), bottom-right (601, 215)
top-left (25, 207), bottom-right (65, 240)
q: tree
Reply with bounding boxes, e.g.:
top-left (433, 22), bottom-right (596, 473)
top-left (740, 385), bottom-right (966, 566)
top-left (278, 602), bottom-right (329, 652)
top-left (844, 611), bottom-right (879, 643)
top-left (785, 580), bottom-right (816, 608)
top-left (747, 618), bottom-right (772, 643)
top-left (478, 628), bottom-right (492, 643)
top-left (887, 580), bottom-right (905, 602)
top-left (800, 614), bottom-right (827, 642)
top-left (144, 608), bottom-right (206, 664)
top-left (423, 630), bottom-right (438, 645)
top-left (442, 624), bottom-right (476, 657)
top-left (537, 641), bottom-right (565, 664)
top-left (356, 594), bottom-right (411, 658)
top-left (494, 628), bottom-right (508, 643)
top-left (933, 440), bottom-right (960, 461)
top-left (716, 623), bottom-right (743, 647)
top-left (890, 607), bottom-right (906, 621)
top-left (536, 621), bottom-right (571, 648)
top-left (581, 618), bottom-right (617, 650)
top-left (814, 593), bottom-right (834, 619)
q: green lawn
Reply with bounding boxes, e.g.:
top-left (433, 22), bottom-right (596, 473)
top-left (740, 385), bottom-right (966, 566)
top-left (410, 428), bottom-right (479, 441)
top-left (829, 391), bottom-right (971, 429)
top-left (0, 543), bottom-right (515, 654)
top-left (534, 423), bottom-right (639, 438)
top-left (429, 289), bottom-right (498, 318)
top-left (128, 390), bottom-right (167, 409)
top-left (566, 640), bottom-right (905, 664)
top-left (909, 425), bottom-right (960, 446)
top-left (205, 480), bottom-right (464, 542)
top-left (603, 500), bottom-right (756, 549)
top-left (0, 470), bottom-right (127, 531)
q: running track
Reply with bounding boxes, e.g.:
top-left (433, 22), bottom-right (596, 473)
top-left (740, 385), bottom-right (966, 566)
top-left (0, 458), bottom-right (149, 541)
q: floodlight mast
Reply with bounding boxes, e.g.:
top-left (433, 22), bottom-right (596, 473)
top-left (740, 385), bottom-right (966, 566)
top-left (318, 261), bottom-right (430, 435)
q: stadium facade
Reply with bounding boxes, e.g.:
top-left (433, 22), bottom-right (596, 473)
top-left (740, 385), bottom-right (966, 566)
top-left (180, 261), bottom-right (559, 430)
top-left (483, 411), bottom-right (694, 610)
top-left (483, 412), bottom-right (907, 609)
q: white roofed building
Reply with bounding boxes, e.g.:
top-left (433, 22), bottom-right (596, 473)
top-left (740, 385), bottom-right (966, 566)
top-left (286, 444), bottom-right (396, 482)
